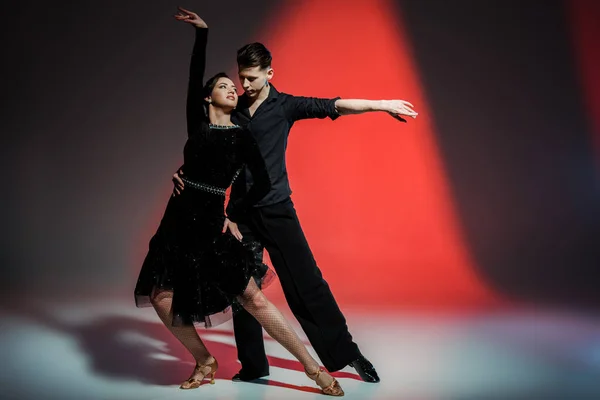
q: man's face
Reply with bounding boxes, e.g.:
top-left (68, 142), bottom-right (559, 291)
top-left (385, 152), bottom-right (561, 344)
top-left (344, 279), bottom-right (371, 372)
top-left (238, 66), bottom-right (273, 98)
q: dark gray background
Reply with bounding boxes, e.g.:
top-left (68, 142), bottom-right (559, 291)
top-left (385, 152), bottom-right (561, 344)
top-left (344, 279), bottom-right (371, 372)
top-left (2, 0), bottom-right (598, 309)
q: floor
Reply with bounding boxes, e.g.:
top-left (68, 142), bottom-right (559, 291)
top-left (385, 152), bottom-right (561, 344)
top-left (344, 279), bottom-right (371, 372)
top-left (2, 298), bottom-right (600, 400)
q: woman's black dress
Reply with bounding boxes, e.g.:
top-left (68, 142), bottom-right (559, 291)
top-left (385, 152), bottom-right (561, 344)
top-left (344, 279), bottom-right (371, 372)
top-left (134, 27), bottom-right (274, 327)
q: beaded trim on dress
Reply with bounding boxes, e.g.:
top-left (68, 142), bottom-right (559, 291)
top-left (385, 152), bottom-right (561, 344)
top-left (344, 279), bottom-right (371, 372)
top-left (180, 168), bottom-right (243, 197)
top-left (180, 177), bottom-right (227, 196)
top-left (209, 123), bottom-right (240, 129)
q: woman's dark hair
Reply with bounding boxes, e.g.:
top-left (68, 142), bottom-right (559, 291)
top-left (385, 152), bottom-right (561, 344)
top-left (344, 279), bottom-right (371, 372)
top-left (201, 72), bottom-right (230, 116)
top-left (193, 72), bottom-right (231, 137)
top-left (202, 72), bottom-right (230, 101)
top-left (237, 42), bottom-right (272, 69)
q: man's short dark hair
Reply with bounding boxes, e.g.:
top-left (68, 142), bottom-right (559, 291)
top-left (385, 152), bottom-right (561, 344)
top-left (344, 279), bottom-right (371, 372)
top-left (237, 42), bottom-right (272, 69)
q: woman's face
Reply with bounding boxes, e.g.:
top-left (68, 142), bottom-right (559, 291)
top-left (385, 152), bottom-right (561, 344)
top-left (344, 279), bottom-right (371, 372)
top-left (208, 77), bottom-right (238, 109)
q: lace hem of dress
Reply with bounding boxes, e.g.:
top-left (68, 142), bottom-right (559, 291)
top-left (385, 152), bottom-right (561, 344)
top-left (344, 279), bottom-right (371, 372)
top-left (134, 236), bottom-right (276, 329)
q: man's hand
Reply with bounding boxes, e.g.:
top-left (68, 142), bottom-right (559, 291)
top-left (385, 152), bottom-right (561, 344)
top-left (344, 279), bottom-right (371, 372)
top-left (172, 169), bottom-right (185, 196)
top-left (222, 218), bottom-right (243, 241)
top-left (174, 7), bottom-right (208, 28)
top-left (381, 100), bottom-right (418, 122)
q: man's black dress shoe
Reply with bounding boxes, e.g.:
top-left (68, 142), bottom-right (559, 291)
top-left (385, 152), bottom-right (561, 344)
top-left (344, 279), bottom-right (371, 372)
top-left (350, 355), bottom-right (380, 383)
top-left (231, 370), bottom-right (269, 382)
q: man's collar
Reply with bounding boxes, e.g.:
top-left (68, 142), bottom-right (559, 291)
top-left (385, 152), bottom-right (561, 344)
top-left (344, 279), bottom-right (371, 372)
top-left (265, 84), bottom-right (279, 102)
top-left (239, 84), bottom-right (279, 108)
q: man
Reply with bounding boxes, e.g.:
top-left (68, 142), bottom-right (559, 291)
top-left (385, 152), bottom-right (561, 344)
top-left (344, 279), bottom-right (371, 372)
top-left (174, 16), bottom-right (417, 383)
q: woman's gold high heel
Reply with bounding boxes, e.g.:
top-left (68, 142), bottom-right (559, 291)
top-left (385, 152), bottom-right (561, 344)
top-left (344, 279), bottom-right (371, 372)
top-left (180, 358), bottom-right (219, 389)
top-left (305, 368), bottom-right (345, 396)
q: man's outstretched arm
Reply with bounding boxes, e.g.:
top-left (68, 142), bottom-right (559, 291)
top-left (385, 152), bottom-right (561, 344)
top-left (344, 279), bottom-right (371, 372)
top-left (335, 99), bottom-right (417, 122)
top-left (285, 95), bottom-right (418, 123)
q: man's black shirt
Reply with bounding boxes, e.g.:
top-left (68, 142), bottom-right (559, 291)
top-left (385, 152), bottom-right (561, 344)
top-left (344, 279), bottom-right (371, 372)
top-left (230, 85), bottom-right (339, 208)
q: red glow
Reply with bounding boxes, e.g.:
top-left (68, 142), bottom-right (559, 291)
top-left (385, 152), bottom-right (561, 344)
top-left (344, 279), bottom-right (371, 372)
top-left (568, 0), bottom-right (600, 171)
top-left (256, 0), bottom-right (502, 309)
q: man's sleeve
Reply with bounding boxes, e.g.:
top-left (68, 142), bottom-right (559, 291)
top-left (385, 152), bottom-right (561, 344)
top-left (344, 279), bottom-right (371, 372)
top-left (283, 95), bottom-right (341, 122)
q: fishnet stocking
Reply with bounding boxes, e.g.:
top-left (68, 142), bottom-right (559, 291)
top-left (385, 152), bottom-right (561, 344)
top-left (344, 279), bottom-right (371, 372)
top-left (237, 279), bottom-right (336, 389)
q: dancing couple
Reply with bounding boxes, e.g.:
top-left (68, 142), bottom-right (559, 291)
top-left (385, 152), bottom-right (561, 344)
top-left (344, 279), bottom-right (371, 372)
top-left (135, 7), bottom-right (417, 396)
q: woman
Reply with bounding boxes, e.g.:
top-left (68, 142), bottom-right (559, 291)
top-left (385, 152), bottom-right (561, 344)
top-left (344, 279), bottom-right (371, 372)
top-left (134, 7), bottom-right (344, 396)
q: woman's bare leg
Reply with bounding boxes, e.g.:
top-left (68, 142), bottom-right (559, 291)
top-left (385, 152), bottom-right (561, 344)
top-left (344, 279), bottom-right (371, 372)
top-left (150, 290), bottom-right (216, 386)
